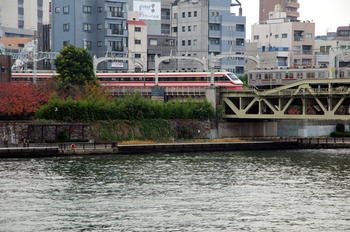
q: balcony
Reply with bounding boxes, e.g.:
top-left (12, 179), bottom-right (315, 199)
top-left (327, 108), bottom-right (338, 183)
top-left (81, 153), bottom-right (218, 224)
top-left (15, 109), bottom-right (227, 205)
top-left (287, 11), bottom-right (300, 18)
top-left (286, 1), bottom-right (300, 8)
top-left (209, 30), bottom-right (221, 37)
top-left (277, 62), bottom-right (288, 67)
top-left (209, 44), bottom-right (221, 51)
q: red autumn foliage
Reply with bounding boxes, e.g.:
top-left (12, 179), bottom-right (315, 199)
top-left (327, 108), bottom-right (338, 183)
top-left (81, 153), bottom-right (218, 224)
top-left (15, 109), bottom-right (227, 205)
top-left (0, 82), bottom-right (53, 116)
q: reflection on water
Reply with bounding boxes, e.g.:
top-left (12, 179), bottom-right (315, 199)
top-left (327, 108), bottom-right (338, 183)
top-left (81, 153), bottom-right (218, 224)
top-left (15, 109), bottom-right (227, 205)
top-left (1, 149), bottom-right (350, 231)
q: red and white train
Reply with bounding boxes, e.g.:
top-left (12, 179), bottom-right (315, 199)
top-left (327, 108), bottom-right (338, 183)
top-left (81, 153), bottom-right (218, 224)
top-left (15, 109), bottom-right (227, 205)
top-left (11, 71), bottom-right (243, 89)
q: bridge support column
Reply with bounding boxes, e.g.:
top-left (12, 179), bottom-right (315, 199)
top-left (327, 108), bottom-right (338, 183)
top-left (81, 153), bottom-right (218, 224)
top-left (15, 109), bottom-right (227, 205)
top-left (206, 86), bottom-right (219, 112)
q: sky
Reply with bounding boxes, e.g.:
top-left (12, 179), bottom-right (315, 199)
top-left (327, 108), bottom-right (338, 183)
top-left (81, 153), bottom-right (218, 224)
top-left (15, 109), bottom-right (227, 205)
top-left (236, 0), bottom-right (350, 40)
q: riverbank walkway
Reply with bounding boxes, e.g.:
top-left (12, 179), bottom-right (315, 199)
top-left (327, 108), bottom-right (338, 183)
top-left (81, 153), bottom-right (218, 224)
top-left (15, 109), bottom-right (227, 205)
top-left (1, 137), bottom-right (350, 158)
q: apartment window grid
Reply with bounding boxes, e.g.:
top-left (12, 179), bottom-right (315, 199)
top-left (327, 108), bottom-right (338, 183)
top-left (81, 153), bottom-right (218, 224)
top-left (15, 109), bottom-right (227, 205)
top-left (85, 41), bottom-right (92, 49)
top-left (188, 12), bottom-right (191, 17)
top-left (135, 54), bottom-right (141, 58)
top-left (193, 39), bottom-right (197, 45)
top-left (188, 26), bottom-right (191, 32)
top-left (97, 7), bottom-right (103, 13)
top-left (55, 7), bottom-right (60, 13)
top-left (182, 26), bottom-right (185, 32)
top-left (108, 41), bottom-right (123, 52)
top-left (63, 6), bottom-right (69, 14)
top-left (63, 41), bottom-right (68, 46)
top-left (109, 24), bottom-right (123, 35)
top-left (97, 24), bottom-right (102, 30)
top-left (182, 40), bottom-right (185, 46)
top-left (83, 6), bottom-right (92, 13)
top-left (135, 39), bottom-right (141, 45)
top-left (182, 12), bottom-right (185, 18)
top-left (109, 6), bottom-right (123, 17)
top-left (194, 25), bottom-right (197, 31)
top-left (188, 40), bottom-right (191, 46)
top-left (63, 23), bottom-right (69, 31)
top-left (97, 41), bottom-right (102, 47)
top-left (135, 27), bottom-right (141, 32)
top-left (194, 11), bottom-right (197, 17)
top-left (84, 23), bottom-right (92, 31)
top-left (282, 34), bottom-right (287, 38)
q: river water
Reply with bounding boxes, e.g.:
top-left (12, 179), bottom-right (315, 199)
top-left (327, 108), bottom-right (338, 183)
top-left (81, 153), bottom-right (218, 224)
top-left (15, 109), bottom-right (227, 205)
top-left (1, 149), bottom-right (350, 231)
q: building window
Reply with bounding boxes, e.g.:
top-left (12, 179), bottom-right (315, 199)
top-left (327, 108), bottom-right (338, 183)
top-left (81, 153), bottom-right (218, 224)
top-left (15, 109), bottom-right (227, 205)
top-left (305, 33), bottom-right (312, 38)
top-left (135, 27), bottom-right (141, 32)
top-left (182, 40), bottom-right (185, 46)
top-left (55, 7), bottom-right (60, 13)
top-left (236, 24), bottom-right (244, 32)
top-left (84, 23), bottom-right (92, 31)
top-left (85, 41), bottom-right (92, 49)
top-left (63, 41), bottom-right (68, 46)
top-left (188, 12), bottom-right (191, 17)
top-left (108, 41), bottom-right (123, 52)
top-left (182, 26), bottom-right (185, 32)
top-left (194, 39), bottom-right (197, 45)
top-left (194, 25), bottom-right (197, 31)
top-left (97, 24), bottom-right (102, 30)
top-left (135, 39), bottom-right (141, 45)
top-left (173, 27), bottom-right (177, 33)
top-left (149, 39), bottom-right (157, 46)
top-left (294, 46), bottom-right (301, 55)
top-left (97, 41), bottom-right (102, 47)
top-left (63, 6), bottom-right (69, 14)
top-left (108, 6), bottom-right (122, 17)
top-left (83, 6), bottom-right (92, 13)
top-left (275, 34), bottom-right (279, 38)
top-left (135, 54), bottom-right (141, 58)
top-left (194, 11), bottom-right (197, 17)
top-left (63, 23), bottom-right (69, 31)
top-left (188, 40), bottom-right (191, 46)
top-left (109, 24), bottom-right (123, 35)
top-left (211, 12), bottom-right (215, 17)
top-left (97, 7), bottom-right (102, 13)
top-left (236, 39), bottom-right (244, 46)
top-left (174, 13), bottom-right (177, 18)
top-left (254, 35), bottom-right (259, 40)
top-left (282, 33), bottom-right (287, 38)
top-left (188, 26), bottom-right (191, 31)
top-left (182, 12), bottom-right (185, 18)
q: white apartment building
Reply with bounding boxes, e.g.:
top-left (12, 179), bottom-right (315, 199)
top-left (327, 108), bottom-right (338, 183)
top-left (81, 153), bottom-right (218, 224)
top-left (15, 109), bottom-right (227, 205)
top-left (127, 11), bottom-right (147, 72)
top-left (251, 11), bottom-right (315, 68)
top-left (0, 0), bottom-right (51, 37)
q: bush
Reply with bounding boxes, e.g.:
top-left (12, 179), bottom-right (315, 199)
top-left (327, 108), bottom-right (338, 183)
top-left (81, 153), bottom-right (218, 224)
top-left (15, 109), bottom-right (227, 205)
top-left (57, 130), bottom-right (68, 141)
top-left (330, 131), bottom-right (350, 137)
top-left (335, 123), bottom-right (345, 132)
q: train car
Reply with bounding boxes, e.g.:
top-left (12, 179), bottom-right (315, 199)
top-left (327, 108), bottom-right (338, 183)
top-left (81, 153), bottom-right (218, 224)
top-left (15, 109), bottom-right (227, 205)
top-left (248, 67), bottom-right (350, 89)
top-left (11, 71), bottom-right (243, 89)
top-left (97, 71), bottom-right (243, 89)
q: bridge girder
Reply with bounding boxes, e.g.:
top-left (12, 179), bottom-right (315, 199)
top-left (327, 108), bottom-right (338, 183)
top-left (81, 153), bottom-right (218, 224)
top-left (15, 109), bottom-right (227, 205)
top-left (221, 79), bottom-right (350, 119)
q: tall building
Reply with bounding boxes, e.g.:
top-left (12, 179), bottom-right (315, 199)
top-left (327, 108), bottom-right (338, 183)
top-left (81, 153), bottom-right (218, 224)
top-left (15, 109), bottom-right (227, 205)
top-left (259, 0), bottom-right (299, 22)
top-left (52, 0), bottom-right (128, 71)
top-left (0, 0), bottom-right (51, 37)
top-left (171, 0), bottom-right (246, 74)
top-left (251, 10), bottom-right (315, 68)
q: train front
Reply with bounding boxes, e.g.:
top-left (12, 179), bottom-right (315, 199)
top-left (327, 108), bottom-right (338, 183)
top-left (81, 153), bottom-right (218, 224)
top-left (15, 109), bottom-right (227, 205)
top-left (226, 72), bottom-right (243, 89)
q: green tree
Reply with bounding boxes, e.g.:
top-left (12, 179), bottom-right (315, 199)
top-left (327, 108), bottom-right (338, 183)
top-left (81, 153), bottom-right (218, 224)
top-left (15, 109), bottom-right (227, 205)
top-left (53, 44), bottom-right (97, 90)
top-left (238, 74), bottom-right (247, 86)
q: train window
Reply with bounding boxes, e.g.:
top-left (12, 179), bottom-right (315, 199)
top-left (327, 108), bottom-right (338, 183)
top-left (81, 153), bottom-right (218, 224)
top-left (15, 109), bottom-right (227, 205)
top-left (276, 73), bottom-right (281, 79)
top-left (264, 74), bottom-right (272, 79)
top-left (306, 72), bottom-right (315, 78)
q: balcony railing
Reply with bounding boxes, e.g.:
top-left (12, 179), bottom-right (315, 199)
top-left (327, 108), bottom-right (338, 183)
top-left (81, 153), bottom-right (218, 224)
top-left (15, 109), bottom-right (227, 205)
top-left (277, 62), bottom-right (288, 66)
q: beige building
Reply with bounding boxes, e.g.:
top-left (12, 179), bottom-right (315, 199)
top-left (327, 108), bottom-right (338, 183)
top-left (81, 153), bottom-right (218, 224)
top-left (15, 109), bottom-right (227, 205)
top-left (259, 0), bottom-right (300, 22)
top-left (127, 11), bottom-right (147, 72)
top-left (251, 12), bottom-right (315, 68)
top-left (0, 0), bottom-right (51, 37)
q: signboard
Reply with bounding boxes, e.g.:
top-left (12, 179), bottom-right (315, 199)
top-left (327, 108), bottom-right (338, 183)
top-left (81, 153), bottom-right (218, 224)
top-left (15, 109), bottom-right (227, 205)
top-left (134, 1), bottom-right (160, 21)
top-left (111, 62), bottom-right (124, 68)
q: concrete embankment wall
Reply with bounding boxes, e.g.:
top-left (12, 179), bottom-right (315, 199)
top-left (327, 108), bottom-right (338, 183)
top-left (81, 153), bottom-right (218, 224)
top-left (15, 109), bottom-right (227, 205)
top-left (277, 119), bottom-right (350, 137)
top-left (1, 119), bottom-right (349, 144)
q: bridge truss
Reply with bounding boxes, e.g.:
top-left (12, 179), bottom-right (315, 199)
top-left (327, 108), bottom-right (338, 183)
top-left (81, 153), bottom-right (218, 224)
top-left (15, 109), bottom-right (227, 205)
top-left (221, 79), bottom-right (350, 119)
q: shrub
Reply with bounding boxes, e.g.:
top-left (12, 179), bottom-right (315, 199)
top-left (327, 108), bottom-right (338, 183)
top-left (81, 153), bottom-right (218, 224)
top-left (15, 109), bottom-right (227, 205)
top-left (57, 130), bottom-right (68, 141)
top-left (336, 123), bottom-right (345, 133)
